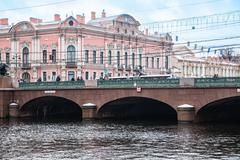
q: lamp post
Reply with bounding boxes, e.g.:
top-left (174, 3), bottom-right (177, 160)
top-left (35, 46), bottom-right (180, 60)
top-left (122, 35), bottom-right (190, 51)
top-left (12, 54), bottom-right (21, 81)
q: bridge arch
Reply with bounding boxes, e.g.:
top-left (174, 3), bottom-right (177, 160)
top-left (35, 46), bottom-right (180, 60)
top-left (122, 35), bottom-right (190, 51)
top-left (196, 96), bottom-right (240, 122)
top-left (98, 96), bottom-right (177, 121)
top-left (20, 96), bottom-right (82, 119)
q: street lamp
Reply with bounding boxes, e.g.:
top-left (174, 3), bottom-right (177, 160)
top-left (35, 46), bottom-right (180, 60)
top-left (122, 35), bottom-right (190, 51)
top-left (12, 54), bottom-right (21, 81)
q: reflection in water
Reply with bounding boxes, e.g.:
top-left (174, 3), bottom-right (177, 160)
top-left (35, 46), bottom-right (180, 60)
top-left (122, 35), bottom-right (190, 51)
top-left (0, 119), bottom-right (240, 160)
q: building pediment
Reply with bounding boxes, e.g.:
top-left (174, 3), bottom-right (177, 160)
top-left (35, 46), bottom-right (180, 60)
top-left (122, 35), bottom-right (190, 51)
top-left (61, 16), bottom-right (80, 27)
top-left (9, 21), bottom-right (35, 33)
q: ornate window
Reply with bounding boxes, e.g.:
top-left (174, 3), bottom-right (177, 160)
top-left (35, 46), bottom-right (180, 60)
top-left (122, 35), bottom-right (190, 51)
top-left (22, 72), bottom-right (30, 82)
top-left (85, 50), bottom-right (89, 63)
top-left (93, 50), bottom-right (96, 64)
top-left (117, 51), bottom-right (120, 67)
top-left (132, 53), bottom-right (135, 68)
top-left (52, 49), bottom-right (56, 63)
top-left (165, 56), bottom-right (169, 69)
top-left (125, 52), bottom-right (128, 68)
top-left (5, 52), bottom-right (10, 64)
top-left (157, 58), bottom-right (160, 69)
top-left (69, 20), bottom-right (74, 26)
top-left (108, 50), bottom-right (112, 65)
top-left (139, 54), bottom-right (142, 66)
top-left (43, 72), bottom-right (47, 81)
top-left (152, 57), bottom-right (154, 68)
top-left (85, 71), bottom-right (89, 80)
top-left (100, 51), bottom-right (104, 64)
top-left (67, 45), bottom-right (76, 62)
top-left (43, 50), bottom-right (47, 64)
top-left (68, 71), bottom-right (75, 81)
top-left (146, 57), bottom-right (149, 68)
top-left (22, 47), bottom-right (29, 64)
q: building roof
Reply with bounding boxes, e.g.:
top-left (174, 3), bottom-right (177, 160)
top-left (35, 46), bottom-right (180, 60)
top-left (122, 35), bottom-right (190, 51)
top-left (88, 14), bottom-right (140, 27)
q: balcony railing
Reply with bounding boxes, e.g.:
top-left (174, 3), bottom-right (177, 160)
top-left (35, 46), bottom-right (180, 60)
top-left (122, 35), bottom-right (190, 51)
top-left (66, 61), bottom-right (77, 68)
top-left (19, 80), bottom-right (85, 90)
top-left (21, 63), bottom-right (31, 69)
top-left (97, 78), bottom-right (180, 88)
top-left (194, 77), bottom-right (240, 88)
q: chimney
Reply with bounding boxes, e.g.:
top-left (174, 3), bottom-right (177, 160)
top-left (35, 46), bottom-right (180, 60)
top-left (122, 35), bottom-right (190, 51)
top-left (91, 11), bottom-right (96, 20)
top-left (30, 17), bottom-right (42, 23)
top-left (0, 18), bottom-right (9, 25)
top-left (76, 14), bottom-right (85, 24)
top-left (54, 14), bottom-right (61, 21)
top-left (145, 28), bottom-right (149, 36)
top-left (102, 9), bottom-right (106, 18)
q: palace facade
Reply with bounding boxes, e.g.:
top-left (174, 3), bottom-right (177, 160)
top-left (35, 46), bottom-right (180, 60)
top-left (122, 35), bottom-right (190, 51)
top-left (171, 46), bottom-right (240, 78)
top-left (0, 10), bottom-right (172, 82)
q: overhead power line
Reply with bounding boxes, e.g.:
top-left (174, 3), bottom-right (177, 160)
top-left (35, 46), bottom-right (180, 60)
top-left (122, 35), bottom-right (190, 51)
top-left (0, 0), bottom-right (78, 12)
top-left (141, 10), bottom-right (240, 34)
top-left (132, 0), bottom-right (223, 13)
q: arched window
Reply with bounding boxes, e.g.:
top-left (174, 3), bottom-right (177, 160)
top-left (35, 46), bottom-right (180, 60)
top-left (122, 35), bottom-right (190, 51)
top-left (22, 72), bottom-right (30, 82)
top-left (52, 49), bottom-right (56, 63)
top-left (108, 50), bottom-right (112, 65)
top-left (22, 47), bottom-right (29, 64)
top-left (125, 52), bottom-right (128, 68)
top-left (132, 53), bottom-right (135, 68)
top-left (93, 50), bottom-right (96, 64)
top-left (117, 51), bottom-right (120, 67)
top-left (67, 45), bottom-right (75, 62)
top-left (100, 51), bottom-right (104, 64)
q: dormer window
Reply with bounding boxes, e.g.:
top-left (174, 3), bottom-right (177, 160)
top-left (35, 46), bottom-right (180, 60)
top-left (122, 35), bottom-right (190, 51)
top-left (69, 20), bottom-right (73, 26)
top-left (125, 29), bottom-right (127, 34)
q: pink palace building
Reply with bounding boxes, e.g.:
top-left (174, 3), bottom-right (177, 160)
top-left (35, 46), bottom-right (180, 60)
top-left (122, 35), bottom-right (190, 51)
top-left (0, 10), bottom-right (173, 82)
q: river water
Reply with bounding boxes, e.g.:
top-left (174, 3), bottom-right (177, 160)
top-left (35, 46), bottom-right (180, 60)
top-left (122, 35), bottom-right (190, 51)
top-left (0, 119), bottom-right (240, 160)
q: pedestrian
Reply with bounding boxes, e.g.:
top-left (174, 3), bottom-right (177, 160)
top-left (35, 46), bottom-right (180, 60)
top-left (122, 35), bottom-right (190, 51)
top-left (56, 75), bottom-right (61, 81)
top-left (37, 77), bottom-right (42, 82)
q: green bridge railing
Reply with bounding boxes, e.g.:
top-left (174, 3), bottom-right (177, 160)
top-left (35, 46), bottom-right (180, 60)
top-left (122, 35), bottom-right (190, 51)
top-left (97, 78), bottom-right (180, 88)
top-left (18, 77), bottom-right (240, 89)
top-left (19, 80), bottom-right (85, 90)
top-left (194, 77), bottom-right (240, 88)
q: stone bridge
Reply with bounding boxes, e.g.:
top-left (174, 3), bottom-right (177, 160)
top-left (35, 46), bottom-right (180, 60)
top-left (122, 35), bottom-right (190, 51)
top-left (1, 77), bottom-right (240, 123)
top-left (3, 87), bottom-right (240, 122)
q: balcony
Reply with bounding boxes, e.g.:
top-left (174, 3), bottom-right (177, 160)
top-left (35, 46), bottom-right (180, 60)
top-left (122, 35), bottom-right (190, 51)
top-left (66, 61), bottom-right (77, 68)
top-left (21, 63), bottom-right (31, 69)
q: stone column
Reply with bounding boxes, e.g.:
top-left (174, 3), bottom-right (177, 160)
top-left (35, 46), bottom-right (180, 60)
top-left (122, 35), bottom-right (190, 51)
top-left (9, 102), bottom-right (20, 118)
top-left (177, 104), bottom-right (195, 123)
top-left (82, 103), bottom-right (97, 119)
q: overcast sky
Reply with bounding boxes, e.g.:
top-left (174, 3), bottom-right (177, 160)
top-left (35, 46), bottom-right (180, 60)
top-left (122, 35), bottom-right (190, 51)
top-left (0, 0), bottom-right (238, 24)
top-left (1, 0), bottom-right (239, 54)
